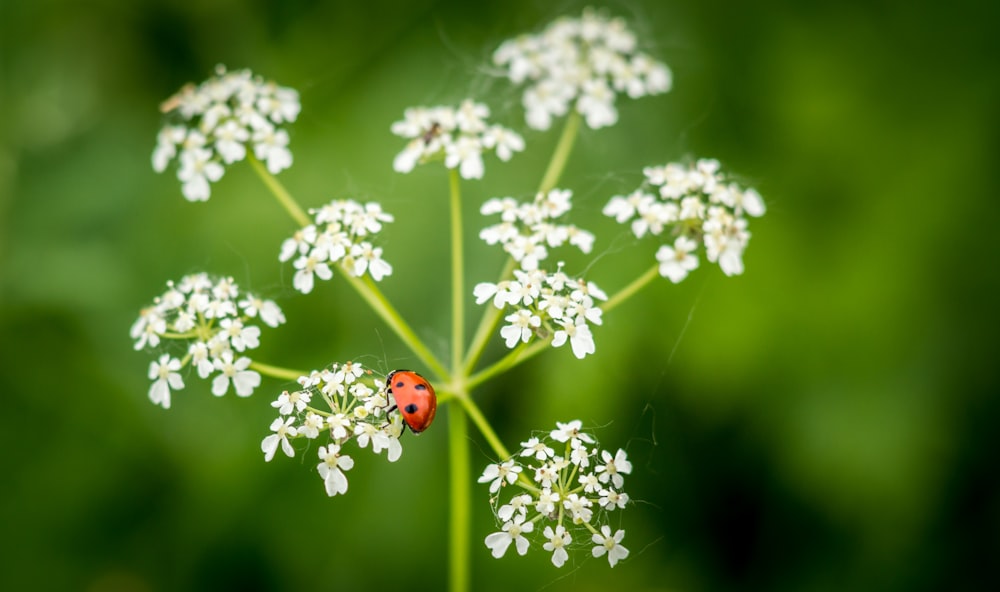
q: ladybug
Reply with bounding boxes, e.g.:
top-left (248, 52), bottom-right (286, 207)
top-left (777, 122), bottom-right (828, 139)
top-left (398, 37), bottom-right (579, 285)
top-left (386, 370), bottom-right (437, 434)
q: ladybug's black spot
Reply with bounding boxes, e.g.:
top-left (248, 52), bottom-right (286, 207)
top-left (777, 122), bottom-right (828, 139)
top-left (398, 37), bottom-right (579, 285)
top-left (404, 403), bottom-right (419, 414)
top-left (414, 384), bottom-right (427, 391)
top-left (395, 380), bottom-right (405, 389)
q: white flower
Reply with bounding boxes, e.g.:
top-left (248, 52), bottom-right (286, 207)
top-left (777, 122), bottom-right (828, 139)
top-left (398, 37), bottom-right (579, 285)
top-left (391, 100), bottom-right (523, 178)
top-left (596, 448), bottom-right (632, 489)
top-left (292, 254), bottom-right (332, 294)
top-left (445, 135), bottom-right (486, 179)
top-left (211, 351), bottom-right (261, 397)
top-left (520, 436), bottom-right (555, 461)
top-left (131, 308), bottom-right (166, 350)
top-left (576, 79), bottom-right (618, 129)
top-left (481, 125), bottom-right (525, 161)
top-left (551, 319), bottom-right (596, 359)
top-left (392, 140), bottom-right (423, 173)
top-left (534, 488), bottom-right (561, 516)
top-left (152, 125), bottom-right (185, 172)
top-left (480, 421), bottom-right (634, 568)
top-left (219, 317), bottom-right (260, 352)
top-left (154, 66), bottom-right (299, 199)
top-left (282, 199), bottom-right (394, 292)
top-left (261, 416), bottom-right (298, 462)
top-left (327, 413), bottom-right (352, 440)
top-left (605, 159), bottom-right (764, 279)
top-left (500, 309), bottom-right (541, 348)
top-left (317, 445), bottom-right (354, 496)
top-left (484, 513), bottom-right (534, 558)
top-left (479, 189), bottom-right (592, 271)
top-left (579, 471), bottom-right (601, 494)
top-left (148, 354), bottom-right (183, 409)
top-left (134, 274), bottom-right (284, 407)
top-left (238, 295), bottom-right (286, 327)
top-left (181, 341), bottom-right (210, 377)
top-left (214, 119), bottom-right (249, 163)
top-left (497, 493), bottom-right (533, 522)
top-left (495, 9), bottom-right (671, 130)
top-left (591, 526), bottom-right (629, 567)
top-left (542, 525), bottom-right (572, 567)
top-left (299, 413), bottom-right (324, 439)
top-left (478, 460), bottom-right (522, 493)
top-left (177, 147), bottom-right (224, 202)
top-left (563, 493), bottom-right (593, 524)
top-left (550, 420), bottom-right (594, 444)
top-left (271, 389), bottom-right (311, 416)
top-left (598, 487), bottom-right (629, 510)
top-left (350, 243), bottom-right (393, 281)
top-left (253, 127), bottom-right (293, 173)
top-left (656, 236), bottom-right (699, 283)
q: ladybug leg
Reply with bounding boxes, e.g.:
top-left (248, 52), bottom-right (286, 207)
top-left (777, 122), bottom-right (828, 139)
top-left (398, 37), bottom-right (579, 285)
top-left (381, 403), bottom-right (408, 436)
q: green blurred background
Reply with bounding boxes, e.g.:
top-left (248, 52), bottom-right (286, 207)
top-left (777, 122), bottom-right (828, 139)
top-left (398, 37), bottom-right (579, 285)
top-left (2, 0), bottom-right (998, 590)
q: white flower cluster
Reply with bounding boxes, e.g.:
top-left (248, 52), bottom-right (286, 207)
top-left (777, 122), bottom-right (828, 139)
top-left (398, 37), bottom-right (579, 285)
top-left (480, 420), bottom-right (632, 568)
top-left (479, 189), bottom-right (595, 271)
top-left (493, 8), bottom-right (672, 131)
top-left (152, 65), bottom-right (300, 201)
top-left (131, 273), bottom-right (286, 409)
top-left (391, 99), bottom-right (525, 180)
top-left (604, 158), bottom-right (766, 282)
top-left (279, 199), bottom-right (395, 294)
top-left (474, 266), bottom-right (606, 359)
top-left (262, 362), bottom-right (405, 497)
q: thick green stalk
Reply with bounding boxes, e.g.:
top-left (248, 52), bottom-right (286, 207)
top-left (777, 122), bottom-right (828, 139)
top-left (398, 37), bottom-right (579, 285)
top-left (247, 154), bottom-right (311, 227)
top-left (447, 168), bottom-right (471, 592)
top-left (448, 403), bottom-right (471, 592)
top-left (450, 169), bottom-right (464, 372)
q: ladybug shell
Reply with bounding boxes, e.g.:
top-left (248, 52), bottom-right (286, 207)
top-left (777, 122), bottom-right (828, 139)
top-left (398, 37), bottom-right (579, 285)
top-left (386, 370), bottom-right (437, 433)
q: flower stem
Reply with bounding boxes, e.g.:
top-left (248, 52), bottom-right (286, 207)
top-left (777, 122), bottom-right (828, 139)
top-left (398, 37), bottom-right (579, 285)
top-left (446, 165), bottom-right (473, 592)
top-left (340, 270), bottom-right (449, 381)
top-left (450, 169), bottom-right (464, 373)
top-left (467, 338), bottom-right (550, 391)
top-left (457, 395), bottom-right (511, 459)
top-left (249, 360), bottom-right (306, 382)
top-left (247, 153), bottom-right (311, 228)
top-left (538, 110), bottom-right (582, 194)
top-left (448, 400), bottom-right (471, 592)
top-left (602, 263), bottom-right (660, 314)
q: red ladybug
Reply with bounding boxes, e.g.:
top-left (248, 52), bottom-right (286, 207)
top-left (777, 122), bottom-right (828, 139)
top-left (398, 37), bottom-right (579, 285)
top-left (386, 370), bottom-right (437, 434)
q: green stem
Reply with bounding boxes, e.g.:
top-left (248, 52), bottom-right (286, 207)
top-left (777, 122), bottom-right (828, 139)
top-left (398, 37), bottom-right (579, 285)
top-left (247, 153), bottom-right (311, 228)
top-left (538, 110), bottom-right (582, 194)
top-left (448, 401), bottom-right (471, 592)
top-left (249, 360), bottom-right (307, 382)
top-left (602, 264), bottom-right (660, 314)
top-left (449, 169), bottom-right (464, 373)
top-left (467, 339), bottom-right (550, 391)
top-left (446, 165), bottom-right (472, 592)
top-left (457, 395), bottom-right (511, 460)
top-left (339, 270), bottom-right (449, 381)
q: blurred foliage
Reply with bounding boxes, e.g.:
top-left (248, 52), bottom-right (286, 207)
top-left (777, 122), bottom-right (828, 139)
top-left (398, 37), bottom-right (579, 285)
top-left (2, 0), bottom-right (999, 591)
